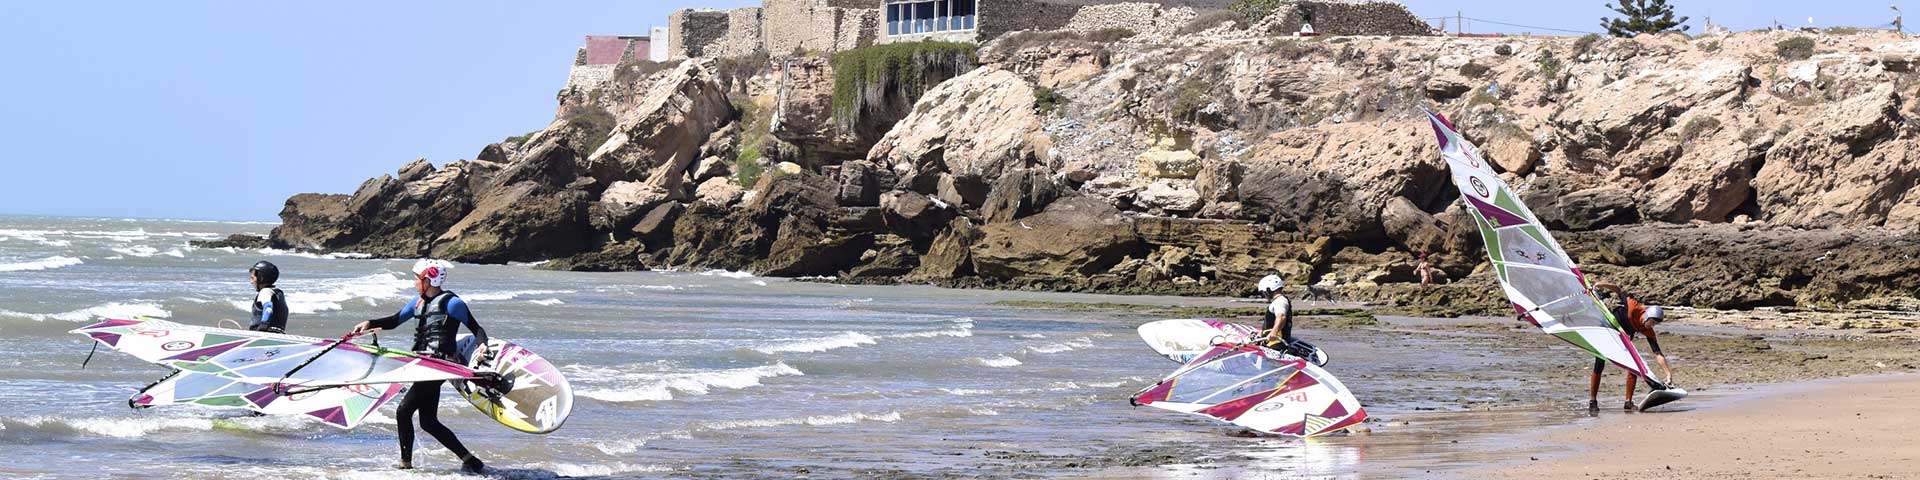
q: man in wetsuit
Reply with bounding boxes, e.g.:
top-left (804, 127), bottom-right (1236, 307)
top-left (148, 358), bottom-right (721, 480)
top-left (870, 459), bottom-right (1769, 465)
top-left (247, 261), bottom-right (289, 333)
top-left (1589, 282), bottom-right (1674, 411)
top-left (350, 259), bottom-right (489, 473)
top-left (1255, 274), bottom-right (1310, 355)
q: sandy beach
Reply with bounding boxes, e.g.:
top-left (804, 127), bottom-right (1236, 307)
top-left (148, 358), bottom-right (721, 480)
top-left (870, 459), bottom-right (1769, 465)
top-left (1485, 373), bottom-right (1920, 479)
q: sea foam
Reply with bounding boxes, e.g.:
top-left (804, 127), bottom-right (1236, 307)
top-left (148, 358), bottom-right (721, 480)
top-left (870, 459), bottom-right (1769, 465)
top-left (0, 256), bottom-right (83, 272)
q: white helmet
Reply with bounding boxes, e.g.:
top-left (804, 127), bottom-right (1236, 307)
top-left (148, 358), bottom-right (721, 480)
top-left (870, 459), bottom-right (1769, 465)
top-left (1256, 274), bottom-right (1285, 295)
top-left (412, 259), bottom-right (453, 287)
top-left (1645, 306), bottom-right (1666, 321)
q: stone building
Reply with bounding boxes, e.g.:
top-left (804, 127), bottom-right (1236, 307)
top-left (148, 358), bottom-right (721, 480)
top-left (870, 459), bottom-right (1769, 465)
top-left (664, 0), bottom-right (1432, 59)
top-left (565, 35), bottom-right (665, 90)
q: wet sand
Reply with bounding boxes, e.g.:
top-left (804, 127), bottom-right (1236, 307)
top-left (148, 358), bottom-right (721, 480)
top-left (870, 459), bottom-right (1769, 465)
top-left (1482, 373), bottom-right (1920, 479)
top-left (1024, 300), bottom-right (1920, 479)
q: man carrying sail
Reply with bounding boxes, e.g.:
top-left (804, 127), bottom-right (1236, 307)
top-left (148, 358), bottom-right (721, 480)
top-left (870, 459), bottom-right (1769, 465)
top-left (349, 259), bottom-right (491, 473)
top-left (1588, 282), bottom-right (1674, 411)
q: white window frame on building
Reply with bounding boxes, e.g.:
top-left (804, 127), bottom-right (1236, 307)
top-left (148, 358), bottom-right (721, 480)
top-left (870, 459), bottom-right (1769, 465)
top-left (885, 0), bottom-right (977, 37)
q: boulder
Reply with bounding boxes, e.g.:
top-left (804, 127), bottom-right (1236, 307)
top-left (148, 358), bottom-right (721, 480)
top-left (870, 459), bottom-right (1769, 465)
top-left (1136, 146), bottom-right (1202, 179)
top-left (1379, 197), bottom-right (1448, 253)
top-left (631, 201), bottom-right (686, 242)
top-left (1236, 121), bottom-right (1448, 240)
top-left (694, 177), bottom-right (746, 207)
top-left (835, 161), bottom-right (882, 207)
top-left (1525, 185), bottom-right (1640, 231)
top-left (906, 217), bottom-right (982, 281)
top-left (981, 168), bottom-right (1063, 223)
top-left (881, 190), bottom-right (954, 242)
top-left (868, 68), bottom-right (1050, 203)
top-left (1135, 180), bottom-right (1202, 213)
top-left (584, 60), bottom-right (735, 191)
top-left (540, 240), bottom-right (647, 272)
top-left (970, 197), bottom-right (1143, 279)
top-left (431, 181), bottom-right (592, 263)
top-left (591, 180), bottom-right (672, 232)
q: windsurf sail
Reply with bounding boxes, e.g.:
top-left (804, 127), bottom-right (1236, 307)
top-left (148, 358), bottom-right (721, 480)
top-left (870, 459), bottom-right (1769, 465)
top-left (71, 318), bottom-right (476, 388)
top-left (132, 371), bottom-right (404, 429)
top-left (1421, 110), bottom-right (1672, 391)
top-left (1131, 343), bottom-right (1366, 437)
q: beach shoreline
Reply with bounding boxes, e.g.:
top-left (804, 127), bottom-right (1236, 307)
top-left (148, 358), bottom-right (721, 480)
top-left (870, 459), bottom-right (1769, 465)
top-left (1473, 371), bottom-right (1920, 479)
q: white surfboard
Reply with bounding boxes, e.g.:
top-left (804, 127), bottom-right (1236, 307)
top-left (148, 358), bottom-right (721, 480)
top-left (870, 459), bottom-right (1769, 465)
top-left (453, 335), bottom-right (574, 434)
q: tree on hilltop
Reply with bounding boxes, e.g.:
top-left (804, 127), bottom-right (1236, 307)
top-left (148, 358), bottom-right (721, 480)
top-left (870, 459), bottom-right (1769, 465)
top-left (1600, 0), bottom-right (1690, 37)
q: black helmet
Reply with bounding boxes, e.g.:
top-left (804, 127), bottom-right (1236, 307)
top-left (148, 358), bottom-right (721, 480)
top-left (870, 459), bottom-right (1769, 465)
top-left (250, 260), bottom-right (280, 286)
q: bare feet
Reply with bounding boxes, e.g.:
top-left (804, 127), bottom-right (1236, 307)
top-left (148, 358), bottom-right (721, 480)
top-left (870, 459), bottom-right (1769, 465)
top-left (393, 461), bottom-right (413, 470)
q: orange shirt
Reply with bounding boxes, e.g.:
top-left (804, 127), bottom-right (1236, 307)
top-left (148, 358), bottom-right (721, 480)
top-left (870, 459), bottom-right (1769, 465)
top-left (1622, 297), bottom-right (1661, 354)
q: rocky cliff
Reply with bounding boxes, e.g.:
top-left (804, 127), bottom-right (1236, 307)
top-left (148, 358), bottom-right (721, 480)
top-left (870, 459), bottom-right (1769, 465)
top-left (271, 27), bottom-right (1920, 311)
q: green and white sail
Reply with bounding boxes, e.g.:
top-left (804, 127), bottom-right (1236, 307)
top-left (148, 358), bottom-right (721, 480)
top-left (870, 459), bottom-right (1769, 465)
top-left (1420, 110), bottom-right (1657, 382)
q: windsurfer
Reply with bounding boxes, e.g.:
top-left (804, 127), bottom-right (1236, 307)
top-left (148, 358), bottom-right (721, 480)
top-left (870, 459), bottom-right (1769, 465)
top-left (1255, 274), bottom-right (1317, 359)
top-left (246, 261), bottom-right (288, 333)
top-left (349, 259), bottom-right (491, 473)
top-left (1588, 282), bottom-right (1675, 411)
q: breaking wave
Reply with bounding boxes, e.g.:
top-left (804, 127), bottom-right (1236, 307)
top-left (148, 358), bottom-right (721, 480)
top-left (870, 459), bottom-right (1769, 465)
top-left (700, 411), bottom-right (901, 432)
top-left (886, 318), bottom-right (975, 339)
top-left (0, 301), bottom-right (170, 322)
top-left (461, 289), bottom-right (576, 301)
top-left (570, 362), bottom-right (804, 403)
top-left (754, 331), bottom-right (877, 354)
top-left (1025, 336), bottom-right (1095, 354)
top-left (0, 256), bottom-right (83, 272)
top-left (229, 272), bottom-right (411, 314)
top-left (968, 355), bottom-right (1023, 368)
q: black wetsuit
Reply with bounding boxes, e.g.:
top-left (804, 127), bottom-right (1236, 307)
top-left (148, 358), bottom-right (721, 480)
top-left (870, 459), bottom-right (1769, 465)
top-left (1260, 295), bottom-right (1295, 347)
top-left (365, 291), bottom-right (489, 466)
top-left (248, 286), bottom-right (288, 333)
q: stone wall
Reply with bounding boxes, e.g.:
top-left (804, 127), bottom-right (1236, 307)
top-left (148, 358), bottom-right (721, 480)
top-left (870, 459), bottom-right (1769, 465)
top-left (1258, 0), bottom-right (1437, 36)
top-left (670, 9), bottom-right (734, 59)
top-left (1061, 2), bottom-right (1203, 38)
top-left (716, 8), bottom-right (767, 57)
top-left (765, 0), bottom-right (879, 55)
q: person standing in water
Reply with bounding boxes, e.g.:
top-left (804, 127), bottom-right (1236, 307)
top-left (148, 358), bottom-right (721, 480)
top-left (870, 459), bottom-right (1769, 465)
top-left (246, 261), bottom-right (289, 333)
top-left (1255, 274), bottom-right (1295, 349)
top-left (350, 259), bottom-right (490, 473)
top-left (1588, 282), bottom-right (1675, 411)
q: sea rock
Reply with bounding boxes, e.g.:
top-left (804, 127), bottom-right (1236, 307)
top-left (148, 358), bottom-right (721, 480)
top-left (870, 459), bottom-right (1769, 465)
top-left (1236, 121), bottom-right (1447, 239)
top-left (907, 217), bottom-right (983, 281)
top-left (192, 234), bottom-right (271, 250)
top-left (970, 197), bottom-right (1143, 279)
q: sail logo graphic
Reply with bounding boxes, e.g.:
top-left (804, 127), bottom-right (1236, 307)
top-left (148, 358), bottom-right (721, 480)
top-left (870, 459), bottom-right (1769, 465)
top-left (161, 341), bottom-right (194, 351)
top-left (1469, 177), bottom-right (1490, 198)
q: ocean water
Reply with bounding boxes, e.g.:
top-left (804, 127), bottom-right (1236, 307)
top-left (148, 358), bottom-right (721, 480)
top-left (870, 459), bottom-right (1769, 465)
top-left (0, 216), bottom-right (1588, 479)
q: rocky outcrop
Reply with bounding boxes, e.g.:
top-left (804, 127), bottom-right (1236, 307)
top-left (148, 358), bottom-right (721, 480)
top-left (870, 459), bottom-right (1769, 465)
top-left (267, 30), bottom-right (1920, 310)
top-left (868, 67), bottom-right (1050, 210)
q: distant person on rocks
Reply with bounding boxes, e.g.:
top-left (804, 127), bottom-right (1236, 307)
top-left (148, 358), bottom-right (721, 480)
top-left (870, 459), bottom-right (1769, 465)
top-left (246, 261), bottom-right (288, 333)
top-left (1588, 282), bottom-right (1675, 411)
top-left (1417, 253), bottom-right (1433, 288)
top-left (350, 259), bottom-right (490, 474)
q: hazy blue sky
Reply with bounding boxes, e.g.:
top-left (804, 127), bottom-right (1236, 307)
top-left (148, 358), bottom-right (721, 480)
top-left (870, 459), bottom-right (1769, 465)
top-left (0, 1), bottom-right (1904, 221)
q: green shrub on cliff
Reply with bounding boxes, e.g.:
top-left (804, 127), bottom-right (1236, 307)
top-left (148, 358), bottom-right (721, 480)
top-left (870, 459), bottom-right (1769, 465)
top-left (1229, 0), bottom-right (1286, 23)
top-left (1033, 87), bottom-right (1067, 115)
top-left (830, 41), bottom-right (977, 129)
top-left (561, 105), bottom-right (616, 154)
top-left (1776, 36), bottom-right (1815, 60)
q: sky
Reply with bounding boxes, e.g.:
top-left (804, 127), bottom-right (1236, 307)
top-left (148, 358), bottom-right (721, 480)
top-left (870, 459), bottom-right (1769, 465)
top-left (0, 1), bottom-right (1905, 221)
